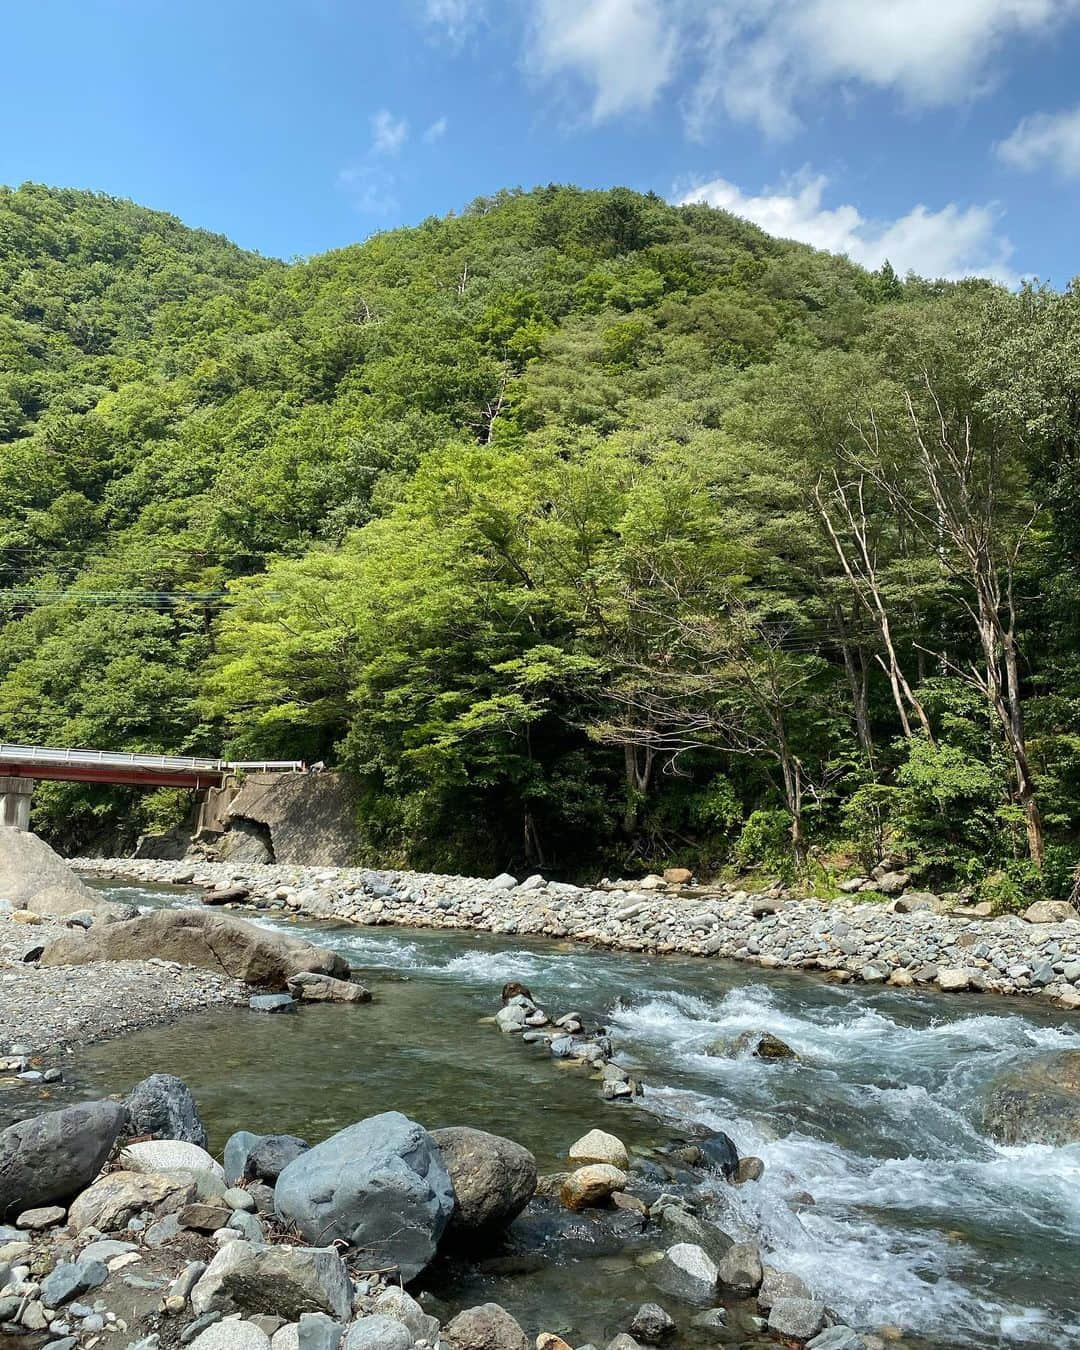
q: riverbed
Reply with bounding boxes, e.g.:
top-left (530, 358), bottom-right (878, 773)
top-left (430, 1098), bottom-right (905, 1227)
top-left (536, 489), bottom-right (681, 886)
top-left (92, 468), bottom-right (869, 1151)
top-left (63, 885), bottom-right (1080, 1349)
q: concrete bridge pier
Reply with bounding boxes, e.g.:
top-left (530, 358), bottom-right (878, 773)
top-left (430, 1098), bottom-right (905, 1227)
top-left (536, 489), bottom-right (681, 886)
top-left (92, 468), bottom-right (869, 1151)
top-left (0, 778), bottom-right (32, 830)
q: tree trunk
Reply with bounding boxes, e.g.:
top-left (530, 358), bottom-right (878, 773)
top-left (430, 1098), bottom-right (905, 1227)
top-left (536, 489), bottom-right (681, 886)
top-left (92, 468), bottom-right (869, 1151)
top-left (840, 636), bottom-right (874, 761)
top-left (622, 743), bottom-right (654, 836)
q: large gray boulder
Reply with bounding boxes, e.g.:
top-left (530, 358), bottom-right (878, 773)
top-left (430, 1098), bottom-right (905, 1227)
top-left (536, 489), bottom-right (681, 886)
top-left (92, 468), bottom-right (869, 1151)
top-left (981, 1051), bottom-right (1080, 1146)
top-left (191, 1241), bottom-right (351, 1321)
top-left (431, 1127), bottom-right (536, 1238)
top-left (123, 1074), bottom-right (208, 1148)
top-left (274, 1111), bottom-right (454, 1281)
top-left (0, 828), bottom-right (123, 921)
top-left (0, 1099), bottom-right (123, 1219)
top-left (39, 907), bottom-right (349, 988)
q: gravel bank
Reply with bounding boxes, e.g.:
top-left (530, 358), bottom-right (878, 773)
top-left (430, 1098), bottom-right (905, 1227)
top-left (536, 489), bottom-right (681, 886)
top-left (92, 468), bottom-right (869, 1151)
top-left (76, 858), bottom-right (1080, 1009)
top-left (0, 909), bottom-right (247, 1055)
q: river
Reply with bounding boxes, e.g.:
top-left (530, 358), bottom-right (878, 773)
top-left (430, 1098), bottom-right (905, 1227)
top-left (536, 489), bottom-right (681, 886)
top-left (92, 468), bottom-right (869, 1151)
top-left (70, 883), bottom-right (1080, 1349)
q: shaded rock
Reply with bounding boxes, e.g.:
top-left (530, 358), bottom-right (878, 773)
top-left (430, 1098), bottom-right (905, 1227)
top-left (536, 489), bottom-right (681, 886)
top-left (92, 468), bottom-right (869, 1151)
top-left (228, 1209), bottom-right (266, 1243)
top-left (716, 1242), bottom-right (762, 1297)
top-left (688, 1310), bottom-right (727, 1337)
top-left (1023, 901), bottom-right (1076, 924)
top-left (40, 907), bottom-right (349, 988)
top-left (567, 1130), bottom-right (628, 1169)
top-left (730, 1031), bottom-right (797, 1061)
top-left (936, 968), bottom-right (971, 992)
top-left (734, 1157), bottom-right (764, 1184)
top-left (980, 1050), bottom-right (1080, 1146)
top-left (250, 994), bottom-right (296, 1014)
top-left (431, 1126), bottom-right (536, 1238)
top-left (248, 1136), bottom-right (310, 1184)
top-left (891, 890), bottom-right (941, 913)
top-left (807, 1328), bottom-right (864, 1350)
top-left (274, 1111), bottom-right (453, 1281)
top-left (15, 1205), bottom-right (65, 1230)
top-left (286, 972), bottom-right (371, 1003)
top-left (180, 1204), bottom-right (233, 1234)
top-left (697, 1131), bottom-right (739, 1180)
top-left (372, 1287), bottom-right (440, 1343)
top-left (124, 1074), bottom-right (208, 1148)
top-left (40, 1259), bottom-right (108, 1307)
top-left (758, 1267), bottom-right (811, 1311)
top-left (80, 1238), bottom-right (138, 1262)
top-left (768, 1298), bottom-right (826, 1340)
top-left (495, 1005), bottom-right (527, 1034)
top-left (560, 1165), bottom-right (626, 1211)
top-left (189, 1322), bottom-right (272, 1350)
top-left (203, 886), bottom-right (251, 906)
top-left (224, 1131), bottom-right (264, 1186)
top-left (444, 1303), bottom-right (529, 1350)
top-left (191, 1241), bottom-right (351, 1321)
top-left (297, 1312), bottom-right (344, 1350)
top-left (342, 1317), bottom-right (411, 1350)
top-left (500, 982), bottom-right (533, 1003)
top-left (0, 1099), bottom-right (123, 1218)
top-left (628, 1304), bottom-right (675, 1344)
top-left (659, 1243), bottom-right (718, 1299)
top-left (657, 1207), bottom-right (732, 1265)
top-left (68, 1170), bottom-right (195, 1233)
top-left (535, 1336), bottom-right (572, 1350)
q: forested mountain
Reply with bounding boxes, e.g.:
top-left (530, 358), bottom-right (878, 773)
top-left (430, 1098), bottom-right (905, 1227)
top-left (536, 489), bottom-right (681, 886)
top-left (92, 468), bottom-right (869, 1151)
top-left (2, 181), bottom-right (1079, 903)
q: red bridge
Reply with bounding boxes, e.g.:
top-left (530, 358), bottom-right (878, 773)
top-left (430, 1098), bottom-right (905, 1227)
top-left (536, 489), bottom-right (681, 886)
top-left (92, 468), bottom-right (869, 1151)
top-left (0, 744), bottom-right (305, 828)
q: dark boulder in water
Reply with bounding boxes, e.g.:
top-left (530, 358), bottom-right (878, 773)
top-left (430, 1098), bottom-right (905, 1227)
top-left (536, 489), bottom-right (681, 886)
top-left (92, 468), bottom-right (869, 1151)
top-left (981, 1050), bottom-right (1080, 1146)
top-left (697, 1130), bottom-right (740, 1181)
top-left (123, 1073), bottom-right (208, 1148)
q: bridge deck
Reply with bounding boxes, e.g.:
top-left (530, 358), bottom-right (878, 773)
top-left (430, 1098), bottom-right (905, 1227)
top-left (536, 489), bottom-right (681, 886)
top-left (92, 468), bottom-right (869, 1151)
top-left (0, 744), bottom-right (305, 790)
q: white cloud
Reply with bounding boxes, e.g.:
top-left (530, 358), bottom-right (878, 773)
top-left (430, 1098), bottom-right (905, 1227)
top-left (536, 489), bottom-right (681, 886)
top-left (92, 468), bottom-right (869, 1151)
top-left (998, 103), bottom-right (1080, 176)
top-left (515, 0), bottom-right (1080, 137)
top-left (527, 0), bottom-right (679, 122)
top-left (370, 109), bottom-right (409, 155)
top-left (424, 0), bottom-right (481, 42)
top-left (423, 116), bottom-right (449, 143)
top-left (678, 173), bottom-right (1015, 282)
top-left (688, 0), bottom-right (1080, 138)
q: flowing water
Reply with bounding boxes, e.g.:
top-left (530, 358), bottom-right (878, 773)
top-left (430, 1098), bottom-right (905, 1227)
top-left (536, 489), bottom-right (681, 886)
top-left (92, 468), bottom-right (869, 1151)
top-left (69, 884), bottom-right (1080, 1349)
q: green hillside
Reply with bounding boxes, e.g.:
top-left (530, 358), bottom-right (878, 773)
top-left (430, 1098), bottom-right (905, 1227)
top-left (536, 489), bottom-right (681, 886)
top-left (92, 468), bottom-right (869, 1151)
top-left (1, 181), bottom-right (1078, 901)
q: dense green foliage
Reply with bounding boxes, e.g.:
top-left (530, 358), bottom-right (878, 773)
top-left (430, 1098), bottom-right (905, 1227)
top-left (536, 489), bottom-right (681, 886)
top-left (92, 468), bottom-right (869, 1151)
top-left (3, 181), bottom-right (1079, 899)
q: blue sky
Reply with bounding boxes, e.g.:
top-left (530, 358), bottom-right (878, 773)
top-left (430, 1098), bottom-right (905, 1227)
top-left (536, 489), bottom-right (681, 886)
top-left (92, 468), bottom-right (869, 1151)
top-left (4, 0), bottom-right (1080, 284)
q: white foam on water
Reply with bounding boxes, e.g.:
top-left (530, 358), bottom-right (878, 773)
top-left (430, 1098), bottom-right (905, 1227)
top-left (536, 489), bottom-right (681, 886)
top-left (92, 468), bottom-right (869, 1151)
top-left (642, 1083), bottom-right (1080, 1346)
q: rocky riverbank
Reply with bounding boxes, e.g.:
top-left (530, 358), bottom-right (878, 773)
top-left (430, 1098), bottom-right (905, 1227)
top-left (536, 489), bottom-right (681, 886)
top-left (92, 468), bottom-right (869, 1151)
top-left (77, 858), bottom-right (1080, 1009)
top-left (0, 1071), bottom-right (877, 1350)
top-left (0, 830), bottom-right (365, 1057)
top-left (0, 909), bottom-right (247, 1059)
